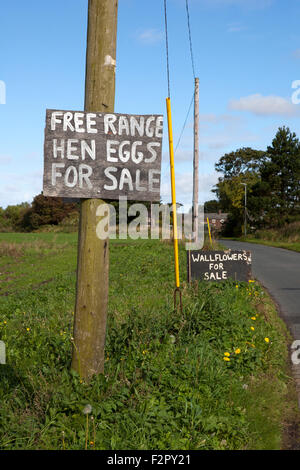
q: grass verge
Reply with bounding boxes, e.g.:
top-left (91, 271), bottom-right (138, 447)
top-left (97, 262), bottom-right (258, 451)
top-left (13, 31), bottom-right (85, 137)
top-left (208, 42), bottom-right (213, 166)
top-left (0, 234), bottom-right (298, 450)
top-left (226, 236), bottom-right (300, 253)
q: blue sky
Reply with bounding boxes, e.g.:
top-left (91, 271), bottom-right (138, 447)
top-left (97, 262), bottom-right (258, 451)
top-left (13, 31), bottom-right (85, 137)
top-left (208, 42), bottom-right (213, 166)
top-left (0, 0), bottom-right (300, 209)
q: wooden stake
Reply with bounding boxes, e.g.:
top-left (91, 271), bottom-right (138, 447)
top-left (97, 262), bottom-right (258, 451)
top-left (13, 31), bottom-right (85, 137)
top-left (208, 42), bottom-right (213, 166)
top-left (192, 77), bottom-right (199, 243)
top-left (71, 0), bottom-right (118, 380)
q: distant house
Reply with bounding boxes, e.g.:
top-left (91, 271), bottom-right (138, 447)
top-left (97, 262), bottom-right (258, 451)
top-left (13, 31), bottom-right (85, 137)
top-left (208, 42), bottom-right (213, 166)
top-left (205, 211), bottom-right (228, 231)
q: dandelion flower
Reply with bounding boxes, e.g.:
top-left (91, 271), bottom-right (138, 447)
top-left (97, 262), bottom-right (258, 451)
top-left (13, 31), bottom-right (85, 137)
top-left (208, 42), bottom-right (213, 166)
top-left (264, 337), bottom-right (270, 343)
top-left (223, 357), bottom-right (230, 362)
top-left (250, 326), bottom-right (255, 331)
top-left (235, 348), bottom-right (241, 354)
top-left (251, 317), bottom-right (256, 321)
top-left (26, 327), bottom-right (30, 332)
top-left (224, 352), bottom-right (230, 357)
top-left (83, 404), bottom-right (92, 415)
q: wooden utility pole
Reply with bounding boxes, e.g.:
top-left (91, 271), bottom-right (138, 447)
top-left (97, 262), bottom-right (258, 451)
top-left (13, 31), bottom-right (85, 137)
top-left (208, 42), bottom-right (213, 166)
top-left (192, 77), bottom-right (199, 242)
top-left (71, 0), bottom-right (118, 380)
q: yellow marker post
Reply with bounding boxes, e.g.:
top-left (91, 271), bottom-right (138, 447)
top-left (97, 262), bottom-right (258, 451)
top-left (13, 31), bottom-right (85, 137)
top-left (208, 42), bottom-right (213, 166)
top-left (166, 97), bottom-right (180, 289)
top-left (207, 217), bottom-right (213, 248)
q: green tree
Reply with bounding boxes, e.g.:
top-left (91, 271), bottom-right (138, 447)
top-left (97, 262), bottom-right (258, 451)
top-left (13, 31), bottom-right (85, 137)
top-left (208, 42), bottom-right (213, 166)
top-left (214, 148), bottom-right (265, 211)
top-left (204, 199), bottom-right (221, 213)
top-left (259, 126), bottom-right (300, 225)
top-left (0, 203), bottom-right (30, 232)
top-left (22, 194), bottom-right (79, 231)
top-left (213, 148), bottom-right (265, 228)
top-left (215, 147), bottom-right (265, 179)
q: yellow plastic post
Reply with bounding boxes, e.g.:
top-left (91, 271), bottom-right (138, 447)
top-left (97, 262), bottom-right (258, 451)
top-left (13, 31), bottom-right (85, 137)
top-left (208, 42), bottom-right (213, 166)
top-left (166, 97), bottom-right (180, 289)
top-left (207, 217), bottom-right (213, 248)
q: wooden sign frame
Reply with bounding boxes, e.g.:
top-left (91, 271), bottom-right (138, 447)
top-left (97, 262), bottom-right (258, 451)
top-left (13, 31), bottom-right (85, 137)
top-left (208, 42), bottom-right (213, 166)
top-left (187, 250), bottom-right (252, 282)
top-left (43, 109), bottom-right (163, 201)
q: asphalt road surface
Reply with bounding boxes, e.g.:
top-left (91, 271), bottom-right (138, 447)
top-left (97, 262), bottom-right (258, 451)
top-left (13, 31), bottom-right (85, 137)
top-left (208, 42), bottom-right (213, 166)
top-left (220, 240), bottom-right (300, 340)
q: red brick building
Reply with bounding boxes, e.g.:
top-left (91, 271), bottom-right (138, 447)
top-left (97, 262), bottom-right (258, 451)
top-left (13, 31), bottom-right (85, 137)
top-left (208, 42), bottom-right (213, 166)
top-left (205, 211), bottom-right (228, 232)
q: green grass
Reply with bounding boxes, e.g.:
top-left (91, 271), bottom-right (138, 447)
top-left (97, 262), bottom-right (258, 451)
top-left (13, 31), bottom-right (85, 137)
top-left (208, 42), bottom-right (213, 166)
top-left (0, 233), bottom-right (297, 450)
top-left (226, 221), bottom-right (300, 253)
top-left (229, 236), bottom-right (300, 253)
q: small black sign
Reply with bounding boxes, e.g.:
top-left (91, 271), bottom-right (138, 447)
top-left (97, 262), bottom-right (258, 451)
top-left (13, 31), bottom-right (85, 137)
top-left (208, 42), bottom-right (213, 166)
top-left (187, 250), bottom-right (252, 282)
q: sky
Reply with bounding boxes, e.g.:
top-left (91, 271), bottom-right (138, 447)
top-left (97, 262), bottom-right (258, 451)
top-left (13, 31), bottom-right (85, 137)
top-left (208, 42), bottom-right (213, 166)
top-left (0, 0), bottom-right (300, 210)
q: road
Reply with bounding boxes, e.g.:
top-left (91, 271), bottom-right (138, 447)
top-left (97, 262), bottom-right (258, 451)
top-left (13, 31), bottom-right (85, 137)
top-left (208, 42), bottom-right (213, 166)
top-left (220, 240), bottom-right (300, 340)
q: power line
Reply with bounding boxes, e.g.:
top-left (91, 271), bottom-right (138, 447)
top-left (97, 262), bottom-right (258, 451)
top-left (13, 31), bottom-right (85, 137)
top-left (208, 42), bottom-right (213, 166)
top-left (185, 0), bottom-right (196, 79)
top-left (163, 0), bottom-right (196, 158)
top-left (175, 92), bottom-right (194, 154)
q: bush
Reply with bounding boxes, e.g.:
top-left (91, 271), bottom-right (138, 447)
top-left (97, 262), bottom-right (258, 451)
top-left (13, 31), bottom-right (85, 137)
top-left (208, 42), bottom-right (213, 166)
top-left (21, 194), bottom-right (79, 231)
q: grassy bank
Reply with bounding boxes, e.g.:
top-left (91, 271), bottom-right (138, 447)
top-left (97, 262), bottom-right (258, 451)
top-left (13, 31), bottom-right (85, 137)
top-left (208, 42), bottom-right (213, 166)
top-left (0, 233), bottom-right (298, 450)
top-left (229, 221), bottom-right (300, 253)
top-left (234, 237), bottom-right (300, 253)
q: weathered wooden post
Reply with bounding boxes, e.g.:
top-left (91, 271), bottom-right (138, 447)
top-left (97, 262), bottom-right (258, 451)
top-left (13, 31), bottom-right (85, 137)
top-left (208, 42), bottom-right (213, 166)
top-left (42, 0), bottom-right (163, 379)
top-left (71, 0), bottom-right (118, 380)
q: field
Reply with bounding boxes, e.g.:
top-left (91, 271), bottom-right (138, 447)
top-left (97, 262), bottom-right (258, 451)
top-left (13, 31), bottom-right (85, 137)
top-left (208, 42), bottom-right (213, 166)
top-left (0, 233), bottom-right (298, 450)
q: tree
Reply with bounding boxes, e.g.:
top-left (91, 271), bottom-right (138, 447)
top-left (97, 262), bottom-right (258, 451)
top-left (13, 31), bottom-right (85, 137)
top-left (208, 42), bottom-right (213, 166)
top-left (204, 200), bottom-right (221, 213)
top-left (259, 126), bottom-right (300, 225)
top-left (0, 202), bottom-right (30, 232)
top-left (22, 194), bottom-right (79, 231)
top-left (213, 147), bottom-right (266, 235)
top-left (215, 147), bottom-right (265, 179)
top-left (214, 148), bottom-right (264, 216)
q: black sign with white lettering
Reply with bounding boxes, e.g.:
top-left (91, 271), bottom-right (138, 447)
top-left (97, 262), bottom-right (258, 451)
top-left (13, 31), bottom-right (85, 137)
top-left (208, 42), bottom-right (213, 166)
top-left (187, 250), bottom-right (252, 282)
top-left (43, 109), bottom-right (163, 201)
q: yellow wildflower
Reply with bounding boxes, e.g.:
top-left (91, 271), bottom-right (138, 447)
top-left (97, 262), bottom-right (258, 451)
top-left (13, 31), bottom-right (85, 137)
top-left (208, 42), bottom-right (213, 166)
top-left (224, 352), bottom-right (230, 357)
top-left (223, 357), bottom-right (230, 362)
top-left (251, 317), bottom-right (256, 321)
top-left (26, 327), bottom-right (30, 332)
top-left (250, 326), bottom-right (255, 331)
top-left (235, 348), bottom-right (241, 354)
top-left (264, 337), bottom-right (270, 343)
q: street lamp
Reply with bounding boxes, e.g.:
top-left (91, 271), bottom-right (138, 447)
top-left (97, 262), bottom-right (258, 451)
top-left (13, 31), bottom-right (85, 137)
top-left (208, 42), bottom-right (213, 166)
top-left (240, 183), bottom-right (247, 237)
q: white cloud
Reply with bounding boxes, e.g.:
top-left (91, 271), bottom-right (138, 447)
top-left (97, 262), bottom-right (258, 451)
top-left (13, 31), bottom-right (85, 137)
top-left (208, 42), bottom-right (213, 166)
top-left (228, 93), bottom-right (296, 116)
top-left (137, 29), bottom-right (164, 45)
top-left (160, 171), bottom-right (219, 207)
